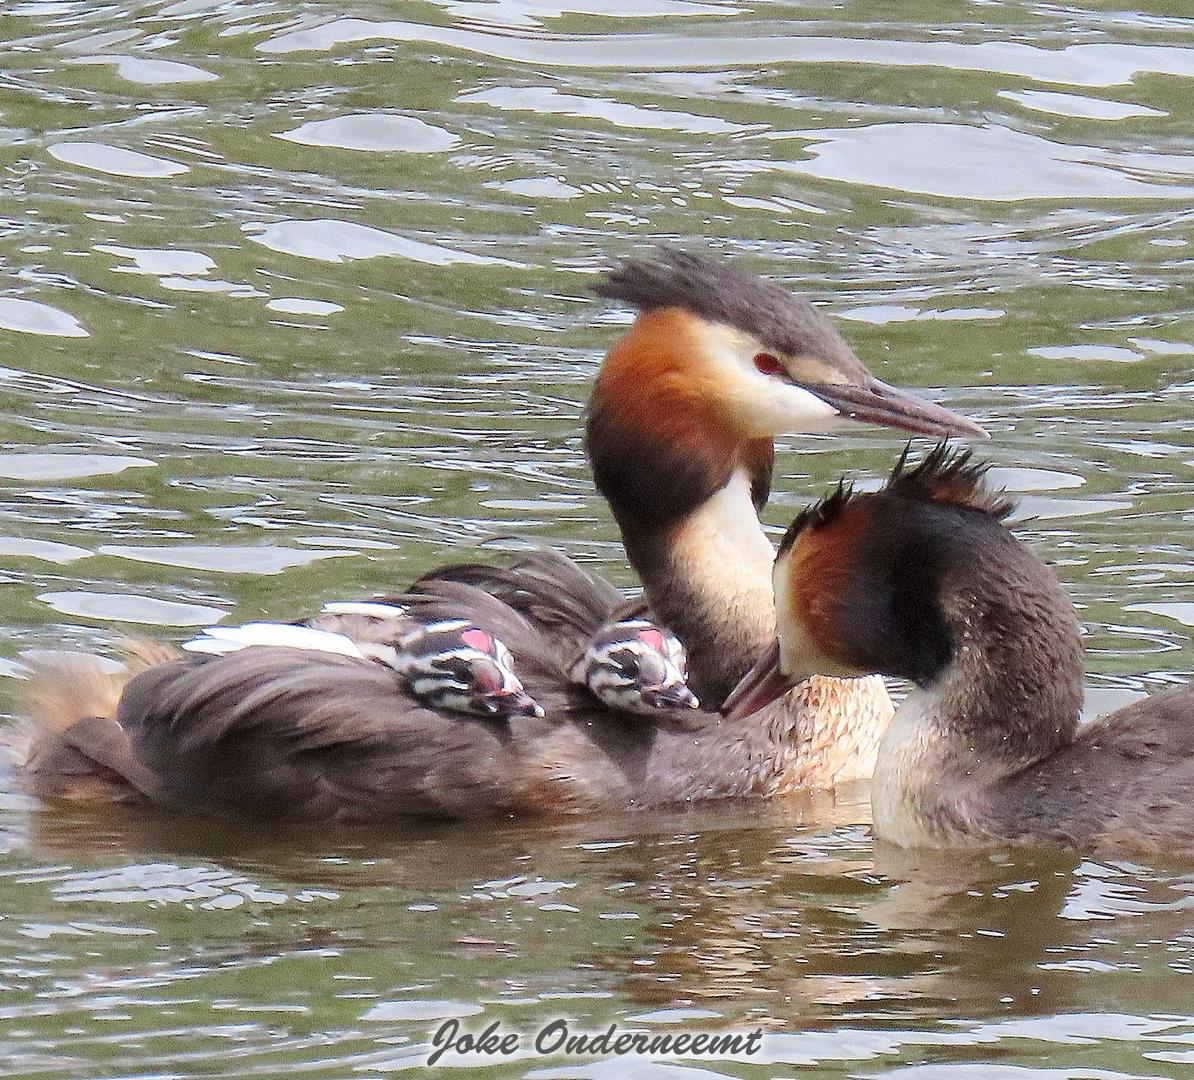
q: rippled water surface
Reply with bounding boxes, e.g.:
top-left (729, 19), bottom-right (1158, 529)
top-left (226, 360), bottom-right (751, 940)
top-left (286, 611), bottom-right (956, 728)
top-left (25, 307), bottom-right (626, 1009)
top-left (1, 1), bottom-right (1193, 1076)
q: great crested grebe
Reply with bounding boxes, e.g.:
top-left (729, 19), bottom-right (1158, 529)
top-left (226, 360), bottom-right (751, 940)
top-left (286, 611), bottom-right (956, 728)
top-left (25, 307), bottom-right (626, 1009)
top-left (725, 446), bottom-right (1194, 857)
top-left (19, 251), bottom-right (983, 821)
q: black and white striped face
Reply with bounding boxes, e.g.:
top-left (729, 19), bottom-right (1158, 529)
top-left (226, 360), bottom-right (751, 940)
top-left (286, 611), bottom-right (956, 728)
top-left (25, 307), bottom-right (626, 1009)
top-left (394, 620), bottom-right (544, 720)
top-left (575, 619), bottom-right (700, 716)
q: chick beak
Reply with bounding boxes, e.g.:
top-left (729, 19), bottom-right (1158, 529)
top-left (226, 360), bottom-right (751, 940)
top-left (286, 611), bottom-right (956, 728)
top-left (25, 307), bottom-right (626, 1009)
top-left (504, 690), bottom-right (546, 718)
top-left (474, 689), bottom-right (544, 719)
top-left (641, 684), bottom-right (701, 711)
top-left (721, 640), bottom-right (799, 721)
top-left (806, 376), bottom-right (987, 441)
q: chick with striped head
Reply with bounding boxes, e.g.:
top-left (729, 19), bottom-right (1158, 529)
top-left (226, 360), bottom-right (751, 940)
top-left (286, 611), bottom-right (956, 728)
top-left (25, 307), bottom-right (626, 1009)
top-left (572, 618), bottom-right (700, 716)
top-left (389, 618), bottom-right (544, 720)
top-left (185, 602), bottom-right (543, 721)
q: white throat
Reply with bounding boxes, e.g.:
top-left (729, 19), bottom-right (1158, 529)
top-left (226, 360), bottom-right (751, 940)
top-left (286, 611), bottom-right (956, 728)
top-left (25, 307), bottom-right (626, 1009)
top-left (870, 688), bottom-right (938, 845)
top-left (669, 469), bottom-right (776, 626)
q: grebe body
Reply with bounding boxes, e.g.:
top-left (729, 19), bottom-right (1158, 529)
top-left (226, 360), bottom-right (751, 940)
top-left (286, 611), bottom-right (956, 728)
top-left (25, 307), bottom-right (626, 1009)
top-left (727, 447), bottom-right (1194, 857)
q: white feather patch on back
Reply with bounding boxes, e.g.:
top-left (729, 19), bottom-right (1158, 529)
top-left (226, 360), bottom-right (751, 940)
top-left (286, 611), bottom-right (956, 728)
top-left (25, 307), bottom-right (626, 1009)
top-left (183, 623), bottom-right (368, 659)
top-left (320, 601), bottom-right (408, 619)
top-left (357, 642), bottom-right (401, 668)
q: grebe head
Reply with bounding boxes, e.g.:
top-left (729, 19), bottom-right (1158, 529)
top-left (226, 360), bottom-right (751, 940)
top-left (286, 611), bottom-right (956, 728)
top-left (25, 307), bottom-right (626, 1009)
top-left (724, 445), bottom-right (1041, 720)
top-left (396, 620), bottom-right (545, 720)
top-left (589, 250), bottom-right (986, 710)
top-left (593, 248), bottom-right (987, 443)
top-left (573, 618), bottom-right (700, 715)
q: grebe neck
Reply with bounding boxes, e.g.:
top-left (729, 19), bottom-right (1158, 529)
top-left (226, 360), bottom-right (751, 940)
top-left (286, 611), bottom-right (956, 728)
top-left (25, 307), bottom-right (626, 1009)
top-left (872, 546), bottom-right (1084, 846)
top-left (640, 466), bottom-right (777, 706)
top-left (585, 312), bottom-right (777, 705)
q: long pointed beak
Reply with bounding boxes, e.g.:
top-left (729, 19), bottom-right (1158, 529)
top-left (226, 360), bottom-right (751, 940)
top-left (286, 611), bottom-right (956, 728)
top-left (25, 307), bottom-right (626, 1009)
top-left (807, 377), bottom-right (987, 440)
top-left (479, 689), bottom-right (545, 719)
top-left (641, 683), bottom-right (701, 710)
top-left (504, 690), bottom-right (545, 718)
top-left (720, 640), bottom-right (800, 721)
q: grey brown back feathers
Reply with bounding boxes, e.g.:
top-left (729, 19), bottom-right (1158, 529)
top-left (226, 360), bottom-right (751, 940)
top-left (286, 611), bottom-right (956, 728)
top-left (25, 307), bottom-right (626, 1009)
top-left (411, 548), bottom-right (628, 670)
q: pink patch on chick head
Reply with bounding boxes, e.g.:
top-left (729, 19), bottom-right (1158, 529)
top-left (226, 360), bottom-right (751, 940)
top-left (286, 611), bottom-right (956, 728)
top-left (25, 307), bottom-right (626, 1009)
top-left (461, 628), bottom-right (493, 653)
top-left (637, 628), bottom-right (665, 652)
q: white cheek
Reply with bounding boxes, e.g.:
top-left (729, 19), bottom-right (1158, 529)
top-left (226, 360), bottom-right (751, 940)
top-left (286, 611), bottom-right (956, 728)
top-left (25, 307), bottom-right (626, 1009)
top-left (699, 326), bottom-right (841, 436)
top-left (753, 380), bottom-right (841, 436)
top-left (773, 564), bottom-right (812, 679)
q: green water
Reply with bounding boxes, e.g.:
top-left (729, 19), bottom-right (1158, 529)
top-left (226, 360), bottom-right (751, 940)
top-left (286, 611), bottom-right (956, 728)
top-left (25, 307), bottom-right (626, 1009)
top-left (1, 1), bottom-right (1193, 1076)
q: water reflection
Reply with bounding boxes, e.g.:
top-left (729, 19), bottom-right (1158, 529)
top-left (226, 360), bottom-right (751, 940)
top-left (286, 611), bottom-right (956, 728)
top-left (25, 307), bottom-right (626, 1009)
top-left (0, 298), bottom-right (90, 337)
top-left (999, 89), bottom-right (1169, 121)
top-left (9, 800), bottom-right (1194, 1074)
top-left (48, 141), bottom-right (191, 177)
top-left (275, 114), bottom-right (459, 153)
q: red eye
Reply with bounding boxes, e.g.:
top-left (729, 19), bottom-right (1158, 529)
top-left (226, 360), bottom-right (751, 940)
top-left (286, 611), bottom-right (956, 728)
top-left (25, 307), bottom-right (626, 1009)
top-left (753, 352), bottom-right (783, 377)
